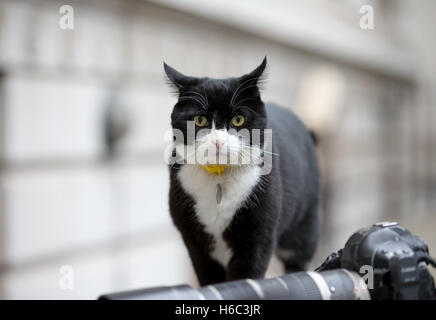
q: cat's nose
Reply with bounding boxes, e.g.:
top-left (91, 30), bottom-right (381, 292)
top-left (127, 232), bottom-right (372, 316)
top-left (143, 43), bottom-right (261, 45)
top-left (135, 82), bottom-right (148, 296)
top-left (215, 140), bottom-right (223, 150)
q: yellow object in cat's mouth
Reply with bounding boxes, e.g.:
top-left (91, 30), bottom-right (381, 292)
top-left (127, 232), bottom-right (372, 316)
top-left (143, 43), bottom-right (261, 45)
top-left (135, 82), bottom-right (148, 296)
top-left (201, 164), bottom-right (230, 176)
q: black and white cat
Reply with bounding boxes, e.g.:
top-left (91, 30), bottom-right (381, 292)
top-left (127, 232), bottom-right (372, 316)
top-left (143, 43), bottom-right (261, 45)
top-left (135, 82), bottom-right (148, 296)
top-left (165, 57), bottom-right (321, 286)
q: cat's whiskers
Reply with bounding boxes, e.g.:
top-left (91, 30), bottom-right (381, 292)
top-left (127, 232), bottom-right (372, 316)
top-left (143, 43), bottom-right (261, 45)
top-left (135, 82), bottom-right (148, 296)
top-left (231, 84), bottom-right (262, 108)
top-left (201, 88), bottom-right (209, 106)
top-left (182, 91), bottom-right (209, 108)
top-left (223, 145), bottom-right (257, 166)
top-left (229, 77), bottom-right (262, 107)
top-left (232, 97), bottom-right (256, 109)
top-left (177, 140), bottom-right (276, 167)
top-left (179, 96), bottom-right (208, 111)
top-left (240, 143), bottom-right (280, 157)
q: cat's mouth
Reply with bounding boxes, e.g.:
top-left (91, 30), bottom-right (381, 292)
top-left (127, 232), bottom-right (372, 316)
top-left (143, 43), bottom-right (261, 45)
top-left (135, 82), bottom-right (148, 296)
top-left (173, 140), bottom-right (266, 167)
top-left (199, 144), bottom-right (247, 165)
top-left (200, 153), bottom-right (235, 166)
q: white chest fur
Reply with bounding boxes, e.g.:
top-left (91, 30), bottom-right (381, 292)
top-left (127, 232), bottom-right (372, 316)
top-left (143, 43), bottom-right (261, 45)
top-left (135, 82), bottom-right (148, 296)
top-left (177, 165), bottom-right (261, 267)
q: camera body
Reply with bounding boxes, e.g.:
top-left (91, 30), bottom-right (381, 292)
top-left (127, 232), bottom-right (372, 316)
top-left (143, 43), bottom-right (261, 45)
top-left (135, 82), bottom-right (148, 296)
top-left (317, 222), bottom-right (436, 300)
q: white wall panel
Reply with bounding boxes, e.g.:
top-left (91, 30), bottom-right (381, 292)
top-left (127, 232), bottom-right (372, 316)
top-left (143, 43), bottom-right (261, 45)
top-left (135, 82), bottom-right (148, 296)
top-left (3, 76), bottom-right (105, 161)
top-left (2, 164), bottom-right (171, 265)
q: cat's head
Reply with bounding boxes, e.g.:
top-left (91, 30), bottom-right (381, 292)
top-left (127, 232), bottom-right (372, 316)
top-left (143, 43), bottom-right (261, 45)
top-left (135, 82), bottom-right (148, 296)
top-left (165, 57), bottom-right (267, 166)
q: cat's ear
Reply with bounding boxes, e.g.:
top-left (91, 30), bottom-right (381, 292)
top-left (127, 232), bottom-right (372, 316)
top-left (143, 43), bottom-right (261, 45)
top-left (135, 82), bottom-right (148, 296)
top-left (239, 56), bottom-right (267, 86)
top-left (163, 62), bottom-right (198, 90)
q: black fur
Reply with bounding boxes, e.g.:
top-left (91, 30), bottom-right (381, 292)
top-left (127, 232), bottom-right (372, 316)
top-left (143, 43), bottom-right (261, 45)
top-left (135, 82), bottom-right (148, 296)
top-left (165, 58), bottom-right (321, 285)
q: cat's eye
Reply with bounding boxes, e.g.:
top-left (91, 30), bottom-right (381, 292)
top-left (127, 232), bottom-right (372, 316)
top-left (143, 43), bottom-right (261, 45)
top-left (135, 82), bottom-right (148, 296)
top-left (231, 115), bottom-right (245, 127)
top-left (194, 115), bottom-right (208, 127)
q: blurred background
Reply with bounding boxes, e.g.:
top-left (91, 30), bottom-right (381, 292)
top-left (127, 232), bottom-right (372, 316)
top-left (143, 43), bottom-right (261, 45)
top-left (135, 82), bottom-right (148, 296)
top-left (0, 0), bottom-right (435, 299)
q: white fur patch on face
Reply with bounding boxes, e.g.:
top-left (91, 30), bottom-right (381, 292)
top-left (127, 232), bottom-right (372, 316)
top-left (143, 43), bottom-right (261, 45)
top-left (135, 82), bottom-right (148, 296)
top-left (177, 164), bottom-right (261, 267)
top-left (174, 122), bottom-right (253, 165)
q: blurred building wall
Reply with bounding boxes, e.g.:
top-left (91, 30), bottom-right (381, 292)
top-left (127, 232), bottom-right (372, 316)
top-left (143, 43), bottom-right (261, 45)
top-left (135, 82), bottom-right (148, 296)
top-left (0, 0), bottom-right (434, 298)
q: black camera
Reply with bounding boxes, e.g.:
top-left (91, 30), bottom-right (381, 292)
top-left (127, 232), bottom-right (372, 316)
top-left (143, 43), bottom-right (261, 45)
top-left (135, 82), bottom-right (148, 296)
top-left (316, 221), bottom-right (436, 300)
top-left (100, 222), bottom-right (436, 300)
